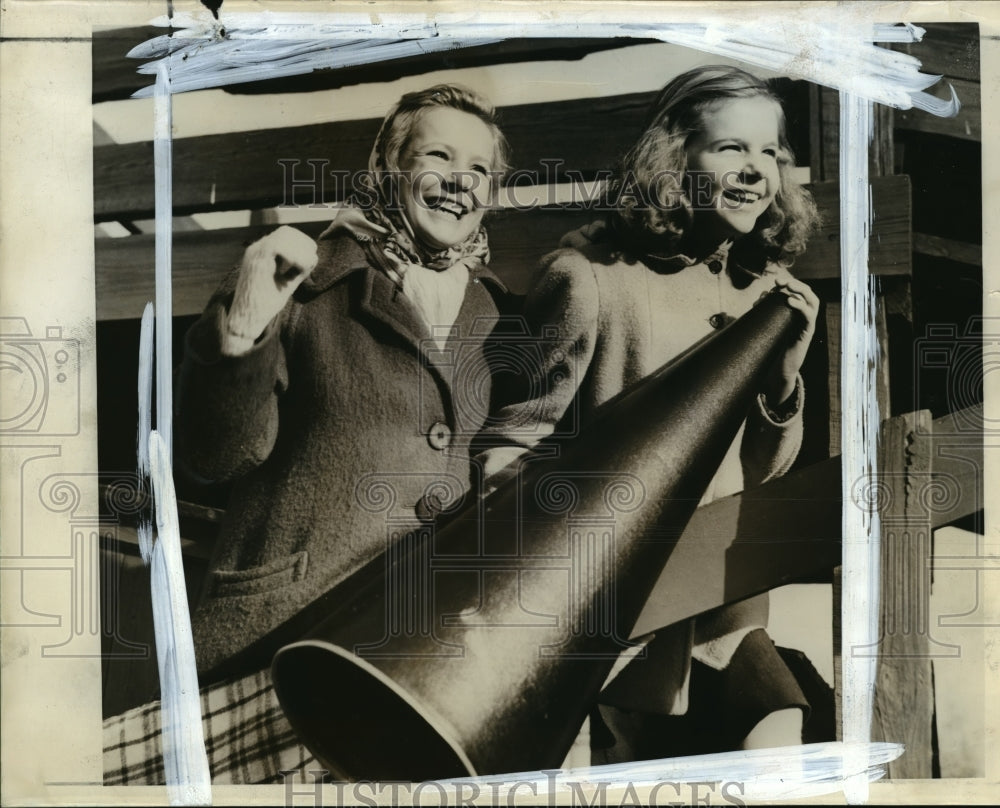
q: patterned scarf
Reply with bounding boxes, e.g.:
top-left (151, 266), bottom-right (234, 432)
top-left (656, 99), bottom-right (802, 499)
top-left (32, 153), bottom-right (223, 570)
top-left (323, 203), bottom-right (491, 349)
top-left (363, 204), bottom-right (491, 276)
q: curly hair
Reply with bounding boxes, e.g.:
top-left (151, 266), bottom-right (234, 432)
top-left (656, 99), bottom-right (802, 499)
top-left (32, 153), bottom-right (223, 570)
top-left (368, 83), bottom-right (511, 181)
top-left (606, 65), bottom-right (819, 270)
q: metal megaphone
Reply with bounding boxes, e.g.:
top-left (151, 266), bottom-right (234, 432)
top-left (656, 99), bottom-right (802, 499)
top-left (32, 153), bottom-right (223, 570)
top-left (271, 290), bottom-right (798, 781)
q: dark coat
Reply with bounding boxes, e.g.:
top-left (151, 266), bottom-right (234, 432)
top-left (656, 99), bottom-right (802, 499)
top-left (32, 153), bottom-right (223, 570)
top-left (176, 229), bottom-right (506, 677)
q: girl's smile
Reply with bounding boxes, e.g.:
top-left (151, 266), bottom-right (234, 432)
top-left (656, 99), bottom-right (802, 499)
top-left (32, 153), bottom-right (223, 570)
top-left (684, 96), bottom-right (784, 243)
top-left (396, 106), bottom-right (496, 250)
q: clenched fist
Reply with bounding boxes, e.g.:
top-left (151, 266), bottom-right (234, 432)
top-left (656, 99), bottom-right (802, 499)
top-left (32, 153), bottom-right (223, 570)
top-left (223, 226), bottom-right (319, 355)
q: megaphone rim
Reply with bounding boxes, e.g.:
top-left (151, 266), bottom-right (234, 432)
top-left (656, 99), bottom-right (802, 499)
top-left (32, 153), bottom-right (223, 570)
top-left (271, 638), bottom-right (479, 780)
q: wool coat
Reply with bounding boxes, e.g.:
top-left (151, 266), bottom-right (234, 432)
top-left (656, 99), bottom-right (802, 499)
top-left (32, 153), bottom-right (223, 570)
top-left (176, 228), bottom-right (506, 678)
top-left (479, 230), bottom-right (805, 715)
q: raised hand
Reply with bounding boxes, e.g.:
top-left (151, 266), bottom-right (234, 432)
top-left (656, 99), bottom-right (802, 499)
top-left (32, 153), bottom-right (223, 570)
top-left (223, 226), bottom-right (319, 354)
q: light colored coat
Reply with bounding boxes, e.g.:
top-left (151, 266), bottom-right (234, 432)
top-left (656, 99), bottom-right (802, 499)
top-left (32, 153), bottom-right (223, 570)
top-left (479, 231), bottom-right (804, 713)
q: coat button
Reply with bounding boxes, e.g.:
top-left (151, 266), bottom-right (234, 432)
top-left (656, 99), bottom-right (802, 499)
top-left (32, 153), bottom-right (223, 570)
top-left (415, 491), bottom-right (445, 523)
top-left (709, 312), bottom-right (729, 330)
top-left (707, 259), bottom-right (724, 274)
top-left (427, 421), bottom-right (452, 450)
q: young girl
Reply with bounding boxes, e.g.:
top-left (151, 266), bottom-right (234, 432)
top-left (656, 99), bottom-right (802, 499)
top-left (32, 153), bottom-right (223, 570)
top-left (480, 65), bottom-right (821, 759)
top-left (105, 83), bottom-right (512, 784)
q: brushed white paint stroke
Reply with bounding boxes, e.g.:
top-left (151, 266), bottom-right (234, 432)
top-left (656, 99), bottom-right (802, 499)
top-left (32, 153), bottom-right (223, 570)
top-left (94, 41), bottom-right (746, 144)
top-left (155, 62), bottom-right (173, 456)
top-left (148, 430), bottom-right (212, 805)
top-left (839, 91), bottom-right (881, 805)
top-left (149, 62), bottom-right (212, 803)
top-left (129, 35), bottom-right (501, 97)
top-left (137, 301), bottom-right (154, 564)
top-left (128, 15), bottom-right (959, 119)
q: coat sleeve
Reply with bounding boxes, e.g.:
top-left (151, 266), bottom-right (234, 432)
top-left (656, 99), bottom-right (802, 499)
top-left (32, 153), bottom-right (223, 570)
top-left (477, 248), bottom-right (601, 483)
top-left (174, 268), bottom-right (292, 484)
top-left (738, 267), bottom-right (807, 488)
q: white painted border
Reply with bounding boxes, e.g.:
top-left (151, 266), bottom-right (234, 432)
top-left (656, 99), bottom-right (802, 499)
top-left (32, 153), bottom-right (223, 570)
top-left (136, 12), bottom-right (960, 804)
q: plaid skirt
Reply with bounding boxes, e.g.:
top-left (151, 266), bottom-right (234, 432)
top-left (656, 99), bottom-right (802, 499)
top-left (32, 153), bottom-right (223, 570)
top-left (103, 668), bottom-right (316, 785)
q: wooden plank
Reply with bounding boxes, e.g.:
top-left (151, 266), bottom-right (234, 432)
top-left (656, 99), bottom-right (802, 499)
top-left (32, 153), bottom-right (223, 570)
top-left (832, 565), bottom-right (843, 742)
top-left (100, 548), bottom-right (159, 718)
top-left (93, 82), bottom-right (823, 223)
top-left (875, 296), bottom-right (892, 418)
top-left (892, 23), bottom-right (980, 83)
top-left (93, 91), bottom-right (658, 222)
top-left (927, 404), bottom-right (983, 529)
top-left (95, 176), bottom-right (913, 321)
top-left (914, 232), bottom-right (982, 266)
top-left (106, 523), bottom-right (213, 562)
top-left (96, 220), bottom-right (327, 321)
top-left (871, 104), bottom-right (894, 177)
top-left (93, 33), bottom-right (650, 103)
top-left (871, 410), bottom-right (934, 779)
top-left (630, 456), bottom-right (842, 638)
top-left (819, 87), bottom-right (839, 182)
top-left (808, 83), bottom-right (824, 182)
top-left (100, 540), bottom-right (210, 717)
top-left (628, 405), bottom-right (975, 647)
top-left (895, 77), bottom-right (981, 142)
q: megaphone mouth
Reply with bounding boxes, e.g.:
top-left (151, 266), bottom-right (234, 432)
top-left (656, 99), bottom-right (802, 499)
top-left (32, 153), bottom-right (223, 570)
top-left (272, 640), bottom-right (477, 782)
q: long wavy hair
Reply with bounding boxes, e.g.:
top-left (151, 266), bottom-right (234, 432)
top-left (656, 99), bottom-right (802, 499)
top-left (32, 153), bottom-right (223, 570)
top-left (606, 65), bottom-right (819, 271)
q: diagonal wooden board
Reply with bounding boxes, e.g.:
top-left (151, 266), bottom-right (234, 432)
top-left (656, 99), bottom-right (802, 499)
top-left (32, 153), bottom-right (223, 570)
top-left (629, 405), bottom-right (983, 639)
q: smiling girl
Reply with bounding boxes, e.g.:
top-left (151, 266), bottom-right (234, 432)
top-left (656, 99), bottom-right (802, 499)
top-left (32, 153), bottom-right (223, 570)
top-left (481, 65), bottom-right (822, 758)
top-left (104, 85), bottom-right (512, 785)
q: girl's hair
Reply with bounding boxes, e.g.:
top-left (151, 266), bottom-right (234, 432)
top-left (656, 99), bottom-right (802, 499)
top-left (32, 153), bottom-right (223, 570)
top-left (368, 83), bottom-right (511, 180)
top-left (606, 65), bottom-right (818, 269)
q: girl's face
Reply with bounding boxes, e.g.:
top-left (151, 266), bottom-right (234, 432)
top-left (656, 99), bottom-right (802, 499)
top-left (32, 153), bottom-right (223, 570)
top-left (396, 107), bottom-right (496, 250)
top-left (684, 96), bottom-right (783, 242)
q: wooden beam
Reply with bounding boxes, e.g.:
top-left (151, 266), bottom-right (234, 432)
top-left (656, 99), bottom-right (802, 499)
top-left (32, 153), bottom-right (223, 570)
top-left (93, 91), bottom-right (659, 222)
top-left (895, 77), bottom-right (981, 142)
top-left (808, 82), bottom-right (824, 182)
top-left (871, 410), bottom-right (934, 779)
top-left (832, 565), bottom-right (843, 741)
top-left (927, 404), bottom-right (984, 529)
top-left (629, 404), bottom-right (980, 639)
top-left (94, 176), bottom-right (913, 321)
top-left (818, 87), bottom-right (839, 182)
top-left (872, 104), bottom-right (894, 177)
top-left (104, 522), bottom-right (213, 562)
top-left (914, 232), bottom-right (983, 266)
top-left (892, 23), bottom-right (980, 83)
top-left (630, 456), bottom-right (842, 638)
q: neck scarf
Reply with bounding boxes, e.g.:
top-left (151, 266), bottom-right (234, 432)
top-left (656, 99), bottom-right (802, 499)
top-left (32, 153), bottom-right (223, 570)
top-left (323, 203), bottom-right (491, 349)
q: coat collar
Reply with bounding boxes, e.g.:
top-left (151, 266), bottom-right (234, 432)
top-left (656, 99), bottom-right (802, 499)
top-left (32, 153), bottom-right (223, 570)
top-left (297, 226), bottom-right (506, 352)
top-left (301, 226), bottom-right (507, 296)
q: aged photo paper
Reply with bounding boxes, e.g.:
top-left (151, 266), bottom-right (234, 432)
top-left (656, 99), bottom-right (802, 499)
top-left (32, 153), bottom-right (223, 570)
top-left (1, 1), bottom-right (997, 805)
